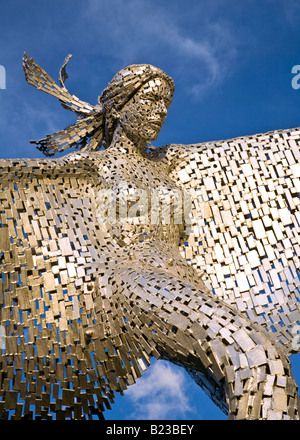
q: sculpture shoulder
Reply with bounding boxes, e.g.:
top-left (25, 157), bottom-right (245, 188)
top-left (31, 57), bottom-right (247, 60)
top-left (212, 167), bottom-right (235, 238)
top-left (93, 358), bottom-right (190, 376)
top-left (151, 142), bottom-right (208, 172)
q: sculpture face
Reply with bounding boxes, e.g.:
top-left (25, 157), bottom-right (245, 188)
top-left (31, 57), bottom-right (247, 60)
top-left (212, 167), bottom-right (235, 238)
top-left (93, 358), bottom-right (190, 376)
top-left (118, 78), bottom-right (173, 142)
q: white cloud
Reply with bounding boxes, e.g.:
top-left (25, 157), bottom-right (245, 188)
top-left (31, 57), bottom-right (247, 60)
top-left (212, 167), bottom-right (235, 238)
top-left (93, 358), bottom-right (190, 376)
top-left (123, 360), bottom-right (196, 420)
top-left (83, 0), bottom-right (240, 98)
top-left (273, 0), bottom-right (300, 25)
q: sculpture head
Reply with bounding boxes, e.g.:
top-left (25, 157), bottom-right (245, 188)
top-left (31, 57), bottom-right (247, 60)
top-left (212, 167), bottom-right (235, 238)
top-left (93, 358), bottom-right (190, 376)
top-left (99, 64), bottom-right (175, 146)
top-left (23, 53), bottom-right (175, 155)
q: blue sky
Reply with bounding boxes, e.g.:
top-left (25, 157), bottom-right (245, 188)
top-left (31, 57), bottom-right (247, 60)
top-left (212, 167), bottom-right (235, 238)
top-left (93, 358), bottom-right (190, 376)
top-left (1, 0), bottom-right (300, 420)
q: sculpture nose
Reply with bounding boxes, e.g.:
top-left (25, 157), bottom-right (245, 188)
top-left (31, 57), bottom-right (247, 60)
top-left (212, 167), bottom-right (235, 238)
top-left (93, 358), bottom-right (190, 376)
top-left (158, 99), bottom-right (168, 116)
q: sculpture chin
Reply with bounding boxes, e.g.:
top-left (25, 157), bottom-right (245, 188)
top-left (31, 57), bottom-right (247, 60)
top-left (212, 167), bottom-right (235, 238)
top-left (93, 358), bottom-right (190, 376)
top-left (148, 124), bottom-right (162, 140)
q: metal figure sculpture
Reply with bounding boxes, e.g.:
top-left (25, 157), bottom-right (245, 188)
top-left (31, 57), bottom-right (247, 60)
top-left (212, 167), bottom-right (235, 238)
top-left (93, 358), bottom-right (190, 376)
top-left (0, 53), bottom-right (299, 419)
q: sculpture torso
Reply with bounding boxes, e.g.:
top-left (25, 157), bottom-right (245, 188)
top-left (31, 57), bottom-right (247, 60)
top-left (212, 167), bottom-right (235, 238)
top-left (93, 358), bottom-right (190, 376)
top-left (89, 147), bottom-right (207, 290)
top-left (95, 147), bottom-right (182, 246)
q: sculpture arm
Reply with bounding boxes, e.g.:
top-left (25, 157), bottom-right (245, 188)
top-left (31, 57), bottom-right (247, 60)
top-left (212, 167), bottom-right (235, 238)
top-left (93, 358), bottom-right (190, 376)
top-left (156, 126), bottom-right (300, 175)
top-left (0, 151), bottom-right (101, 181)
top-left (157, 126), bottom-right (300, 354)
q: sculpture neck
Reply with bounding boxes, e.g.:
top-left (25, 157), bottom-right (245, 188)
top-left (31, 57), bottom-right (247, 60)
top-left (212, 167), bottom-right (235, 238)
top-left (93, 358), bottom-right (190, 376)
top-left (108, 124), bottom-right (148, 157)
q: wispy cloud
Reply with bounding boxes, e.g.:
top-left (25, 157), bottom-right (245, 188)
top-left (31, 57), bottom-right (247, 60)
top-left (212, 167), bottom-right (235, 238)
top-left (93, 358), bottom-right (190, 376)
top-left (123, 360), bottom-right (196, 420)
top-left (273, 0), bottom-right (300, 25)
top-left (83, 0), bottom-right (239, 98)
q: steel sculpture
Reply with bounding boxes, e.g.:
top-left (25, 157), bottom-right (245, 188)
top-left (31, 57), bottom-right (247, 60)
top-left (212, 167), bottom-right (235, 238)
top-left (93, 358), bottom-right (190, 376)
top-left (0, 53), bottom-right (299, 419)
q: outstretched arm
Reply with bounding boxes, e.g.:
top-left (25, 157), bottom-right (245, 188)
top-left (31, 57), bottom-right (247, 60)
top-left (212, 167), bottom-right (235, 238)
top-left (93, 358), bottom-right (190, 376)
top-left (155, 126), bottom-right (300, 175)
top-left (155, 126), bottom-right (300, 355)
top-left (0, 151), bottom-right (100, 181)
top-left (0, 157), bottom-right (63, 179)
